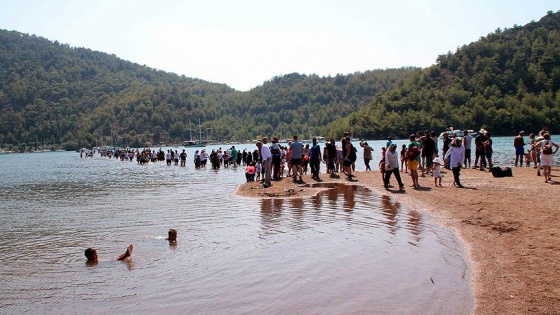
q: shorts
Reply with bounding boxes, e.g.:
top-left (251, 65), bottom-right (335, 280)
top-left (328, 158), bottom-right (335, 169)
top-left (486, 151), bottom-right (493, 159)
top-left (465, 149), bottom-right (471, 159)
top-left (343, 159), bottom-right (354, 167)
top-left (515, 146), bottom-right (525, 155)
top-left (425, 155), bottom-right (433, 167)
top-left (540, 153), bottom-right (553, 166)
top-left (407, 160), bottom-right (419, 171)
top-left (291, 158), bottom-right (302, 166)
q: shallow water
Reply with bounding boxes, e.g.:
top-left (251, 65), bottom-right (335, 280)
top-left (0, 146), bottom-right (477, 314)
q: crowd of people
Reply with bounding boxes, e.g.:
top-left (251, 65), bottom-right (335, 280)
top-left (245, 127), bottom-right (557, 190)
top-left (246, 133), bottom-right (361, 186)
top-left (511, 127), bottom-right (559, 183)
top-left (81, 126), bottom-right (557, 188)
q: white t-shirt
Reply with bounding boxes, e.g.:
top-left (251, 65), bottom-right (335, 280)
top-left (261, 145), bottom-right (272, 160)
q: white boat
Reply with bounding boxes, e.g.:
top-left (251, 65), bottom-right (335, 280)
top-left (439, 127), bottom-right (472, 139)
top-left (183, 140), bottom-right (207, 147)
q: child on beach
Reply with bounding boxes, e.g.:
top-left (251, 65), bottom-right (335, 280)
top-left (379, 147), bottom-right (387, 183)
top-left (524, 149), bottom-right (532, 167)
top-left (433, 157), bottom-right (442, 186)
top-left (280, 158), bottom-right (285, 178)
top-left (245, 162), bottom-right (256, 182)
top-left (255, 161), bottom-right (262, 181)
top-left (400, 144), bottom-right (408, 173)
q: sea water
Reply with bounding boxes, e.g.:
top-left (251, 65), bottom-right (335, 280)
top-left (4, 134), bottom-right (544, 314)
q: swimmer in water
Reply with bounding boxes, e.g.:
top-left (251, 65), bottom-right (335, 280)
top-left (84, 244), bottom-right (133, 265)
top-left (166, 229), bottom-right (177, 243)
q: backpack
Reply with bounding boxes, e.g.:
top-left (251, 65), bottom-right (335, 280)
top-left (491, 166), bottom-right (513, 177)
top-left (407, 146), bottom-right (420, 161)
top-left (542, 140), bottom-right (553, 155)
top-left (270, 143), bottom-right (281, 155)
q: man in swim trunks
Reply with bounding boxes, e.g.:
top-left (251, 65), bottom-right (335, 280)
top-left (514, 131), bottom-right (526, 167)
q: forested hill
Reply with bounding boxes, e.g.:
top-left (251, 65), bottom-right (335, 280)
top-left (0, 29), bottom-right (414, 150)
top-left (332, 10), bottom-right (560, 140)
top-left (2, 11), bottom-right (560, 150)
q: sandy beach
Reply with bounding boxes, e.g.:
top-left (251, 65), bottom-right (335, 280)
top-left (236, 166), bottom-right (560, 314)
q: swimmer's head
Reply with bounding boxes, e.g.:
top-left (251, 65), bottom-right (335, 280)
top-left (84, 248), bottom-right (98, 262)
top-left (167, 229), bottom-right (177, 242)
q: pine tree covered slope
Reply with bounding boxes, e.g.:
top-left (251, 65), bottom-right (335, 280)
top-left (333, 10), bottom-right (560, 140)
top-left (0, 30), bottom-right (412, 149)
top-left (1, 10), bottom-right (559, 150)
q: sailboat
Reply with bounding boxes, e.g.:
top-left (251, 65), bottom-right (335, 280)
top-left (183, 119), bottom-right (207, 147)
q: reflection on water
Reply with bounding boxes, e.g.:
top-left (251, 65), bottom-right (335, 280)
top-left (0, 152), bottom-right (472, 314)
top-left (260, 184), bottom-right (427, 246)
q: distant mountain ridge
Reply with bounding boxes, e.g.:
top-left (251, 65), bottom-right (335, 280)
top-left (1, 10), bottom-right (559, 150)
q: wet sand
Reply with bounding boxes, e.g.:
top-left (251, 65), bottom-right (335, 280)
top-left (236, 167), bottom-right (560, 314)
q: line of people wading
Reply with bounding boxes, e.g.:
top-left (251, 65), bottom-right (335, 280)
top-left (81, 126), bottom-right (558, 188)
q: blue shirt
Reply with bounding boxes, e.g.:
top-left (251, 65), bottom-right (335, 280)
top-left (310, 144), bottom-right (321, 159)
top-left (290, 141), bottom-right (304, 159)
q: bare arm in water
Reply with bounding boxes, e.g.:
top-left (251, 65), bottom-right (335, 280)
top-left (116, 244), bottom-right (133, 261)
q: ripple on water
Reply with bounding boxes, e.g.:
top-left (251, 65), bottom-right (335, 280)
top-left (0, 152), bottom-right (473, 314)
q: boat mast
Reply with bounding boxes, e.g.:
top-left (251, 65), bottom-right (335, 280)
top-left (308, 102), bottom-right (312, 140)
top-left (189, 119), bottom-right (194, 141)
top-left (197, 118), bottom-right (204, 142)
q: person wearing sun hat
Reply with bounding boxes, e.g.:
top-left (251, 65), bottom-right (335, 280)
top-left (432, 156), bottom-right (443, 186)
top-left (445, 136), bottom-right (465, 188)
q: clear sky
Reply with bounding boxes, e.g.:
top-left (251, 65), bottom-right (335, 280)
top-left (0, 0), bottom-right (558, 91)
